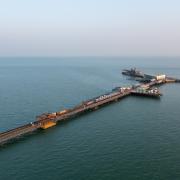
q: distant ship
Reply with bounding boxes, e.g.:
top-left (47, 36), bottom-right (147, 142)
top-left (122, 68), bottom-right (145, 78)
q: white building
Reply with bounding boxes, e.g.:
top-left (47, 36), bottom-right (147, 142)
top-left (156, 75), bottom-right (166, 81)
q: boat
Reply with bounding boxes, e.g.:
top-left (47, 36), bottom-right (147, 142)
top-left (122, 68), bottom-right (144, 78)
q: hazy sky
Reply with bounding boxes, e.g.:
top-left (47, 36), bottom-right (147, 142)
top-left (0, 0), bottom-right (180, 56)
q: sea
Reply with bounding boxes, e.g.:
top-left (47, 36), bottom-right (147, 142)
top-left (0, 57), bottom-right (180, 180)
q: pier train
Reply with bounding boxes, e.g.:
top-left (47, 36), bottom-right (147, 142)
top-left (37, 87), bottom-right (131, 121)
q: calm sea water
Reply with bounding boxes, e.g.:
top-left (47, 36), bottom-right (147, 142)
top-left (0, 57), bottom-right (180, 180)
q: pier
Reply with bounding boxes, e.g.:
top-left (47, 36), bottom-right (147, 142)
top-left (0, 69), bottom-right (179, 146)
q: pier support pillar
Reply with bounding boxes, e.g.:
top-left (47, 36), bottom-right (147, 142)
top-left (94, 106), bottom-right (99, 110)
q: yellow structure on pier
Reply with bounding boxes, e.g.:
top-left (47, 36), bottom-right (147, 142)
top-left (41, 121), bottom-right (56, 129)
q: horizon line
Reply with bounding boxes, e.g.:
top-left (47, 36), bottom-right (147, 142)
top-left (0, 55), bottom-right (180, 58)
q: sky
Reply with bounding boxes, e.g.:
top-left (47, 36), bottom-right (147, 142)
top-left (0, 0), bottom-right (180, 57)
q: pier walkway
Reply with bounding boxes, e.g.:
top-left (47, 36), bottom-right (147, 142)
top-left (0, 90), bottom-right (131, 145)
